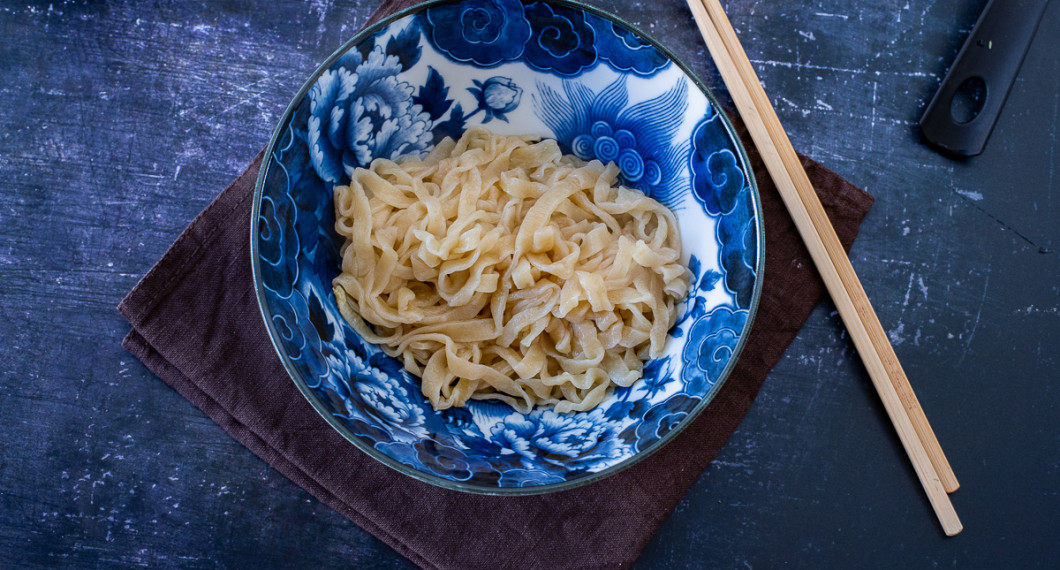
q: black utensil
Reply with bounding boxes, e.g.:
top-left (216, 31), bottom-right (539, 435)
top-left (919, 0), bottom-right (1051, 157)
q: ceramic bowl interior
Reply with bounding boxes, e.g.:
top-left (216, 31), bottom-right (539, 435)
top-left (252, 0), bottom-right (763, 493)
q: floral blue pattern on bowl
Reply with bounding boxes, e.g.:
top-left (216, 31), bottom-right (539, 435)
top-left (252, 0), bottom-right (764, 494)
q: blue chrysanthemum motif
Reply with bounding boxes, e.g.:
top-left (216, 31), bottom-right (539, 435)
top-left (254, 0), bottom-right (762, 493)
top-left (378, 438), bottom-right (477, 481)
top-left (691, 112), bottom-right (746, 215)
top-left (587, 17), bottom-right (670, 76)
top-left (423, 0), bottom-right (531, 66)
top-left (257, 193), bottom-right (300, 298)
top-left (716, 192), bottom-right (758, 309)
top-left (534, 76), bottom-right (690, 205)
top-left (522, 2), bottom-right (597, 76)
top-left (691, 112), bottom-right (759, 308)
top-left (306, 45), bottom-right (433, 186)
top-left (630, 393), bottom-right (702, 450)
top-left (681, 305), bottom-right (749, 394)
top-left (268, 290), bottom-right (330, 385)
top-left (419, 0), bottom-right (672, 78)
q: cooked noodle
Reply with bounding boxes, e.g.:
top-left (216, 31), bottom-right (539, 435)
top-left (332, 127), bottom-right (690, 413)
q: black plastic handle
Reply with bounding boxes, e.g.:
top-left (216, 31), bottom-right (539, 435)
top-left (919, 0), bottom-right (1051, 157)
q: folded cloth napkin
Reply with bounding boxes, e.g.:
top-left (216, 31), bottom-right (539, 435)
top-left (119, 1), bottom-right (874, 568)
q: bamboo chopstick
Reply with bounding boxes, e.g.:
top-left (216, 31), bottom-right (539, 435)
top-left (684, 0), bottom-right (962, 535)
top-left (686, 3), bottom-right (956, 494)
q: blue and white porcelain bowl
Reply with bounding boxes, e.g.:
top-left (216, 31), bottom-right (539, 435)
top-left (252, 0), bottom-right (764, 493)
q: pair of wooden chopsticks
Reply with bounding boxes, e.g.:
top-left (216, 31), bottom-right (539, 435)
top-left (685, 0), bottom-right (962, 536)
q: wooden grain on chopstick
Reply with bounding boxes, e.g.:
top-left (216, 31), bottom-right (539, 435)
top-left (684, 0), bottom-right (962, 536)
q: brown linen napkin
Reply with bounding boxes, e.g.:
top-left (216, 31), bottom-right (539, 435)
top-left (119, 2), bottom-right (874, 568)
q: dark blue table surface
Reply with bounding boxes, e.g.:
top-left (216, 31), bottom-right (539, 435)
top-left (1, 1), bottom-right (1057, 567)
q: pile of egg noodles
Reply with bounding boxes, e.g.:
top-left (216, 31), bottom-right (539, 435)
top-left (333, 127), bottom-right (690, 413)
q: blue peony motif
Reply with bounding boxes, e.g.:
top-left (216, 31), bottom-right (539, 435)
top-left (325, 388), bottom-right (396, 443)
top-left (322, 334), bottom-right (436, 445)
top-left (681, 305), bottom-right (748, 394)
top-left (587, 17), bottom-right (670, 76)
top-left (351, 360), bottom-right (427, 430)
top-left (422, 0), bottom-right (531, 67)
top-left (267, 278), bottom-right (431, 442)
top-left (534, 76), bottom-right (690, 205)
top-left (306, 45), bottom-right (432, 186)
top-left (491, 408), bottom-right (629, 471)
top-left (522, 2), bottom-right (597, 76)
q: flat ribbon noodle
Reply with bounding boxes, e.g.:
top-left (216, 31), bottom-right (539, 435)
top-left (333, 127), bottom-right (690, 414)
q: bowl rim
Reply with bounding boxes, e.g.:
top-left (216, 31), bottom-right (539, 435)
top-left (250, 0), bottom-right (765, 495)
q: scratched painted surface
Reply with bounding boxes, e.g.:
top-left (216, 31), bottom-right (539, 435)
top-left (0, 0), bottom-right (1056, 568)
